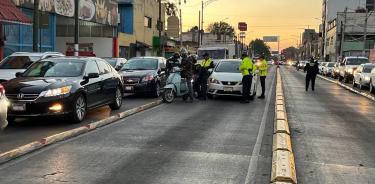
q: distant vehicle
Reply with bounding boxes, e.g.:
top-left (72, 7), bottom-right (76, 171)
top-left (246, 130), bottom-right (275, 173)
top-left (120, 57), bottom-right (167, 97)
top-left (353, 63), bottom-right (375, 89)
top-left (103, 58), bottom-right (127, 71)
top-left (297, 61), bottom-right (307, 71)
top-left (339, 57), bottom-right (370, 83)
top-left (3, 57), bottom-right (124, 123)
top-left (0, 84), bottom-right (8, 130)
top-left (197, 47), bottom-right (230, 63)
top-left (322, 62), bottom-right (335, 76)
top-left (208, 59), bottom-right (248, 98)
top-left (0, 52), bottom-right (64, 82)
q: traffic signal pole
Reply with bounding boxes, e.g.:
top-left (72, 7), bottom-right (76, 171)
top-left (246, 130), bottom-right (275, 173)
top-left (33, 0), bottom-right (40, 52)
top-left (74, 0), bottom-right (80, 56)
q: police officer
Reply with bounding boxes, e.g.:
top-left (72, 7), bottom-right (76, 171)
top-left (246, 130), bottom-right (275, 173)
top-left (258, 55), bottom-right (268, 99)
top-left (180, 48), bottom-right (194, 102)
top-left (304, 57), bottom-right (319, 91)
top-left (239, 52), bottom-right (256, 103)
top-left (198, 53), bottom-right (214, 100)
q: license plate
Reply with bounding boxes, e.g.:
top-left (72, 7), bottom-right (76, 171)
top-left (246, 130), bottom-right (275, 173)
top-left (125, 86), bottom-right (134, 91)
top-left (11, 103), bottom-right (26, 111)
top-left (223, 87), bottom-right (233, 92)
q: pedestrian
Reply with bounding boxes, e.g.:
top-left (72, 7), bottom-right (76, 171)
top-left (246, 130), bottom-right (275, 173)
top-left (180, 48), bottom-right (194, 102)
top-left (198, 53), bottom-right (214, 100)
top-left (304, 57), bottom-right (319, 91)
top-left (257, 55), bottom-right (268, 99)
top-left (239, 52), bottom-right (256, 103)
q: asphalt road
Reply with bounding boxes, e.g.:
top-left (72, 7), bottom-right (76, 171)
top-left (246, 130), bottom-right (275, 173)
top-left (0, 67), bottom-right (276, 184)
top-left (0, 95), bottom-right (159, 154)
top-left (282, 67), bottom-right (375, 184)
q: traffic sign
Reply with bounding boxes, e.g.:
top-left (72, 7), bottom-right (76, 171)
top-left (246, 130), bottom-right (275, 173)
top-left (238, 22), bottom-right (247, 31)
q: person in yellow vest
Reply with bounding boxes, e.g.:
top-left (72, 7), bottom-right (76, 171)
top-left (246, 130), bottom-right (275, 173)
top-left (239, 52), bottom-right (256, 103)
top-left (257, 55), bottom-right (268, 99)
top-left (198, 53), bottom-right (215, 100)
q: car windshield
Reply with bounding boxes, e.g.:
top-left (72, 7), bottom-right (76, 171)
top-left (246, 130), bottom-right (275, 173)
top-left (0, 56), bottom-right (40, 69)
top-left (327, 63), bottom-right (335, 67)
top-left (104, 59), bottom-right (118, 67)
top-left (347, 58), bottom-right (369, 65)
top-left (122, 58), bottom-right (158, 70)
top-left (198, 49), bottom-right (226, 60)
top-left (23, 60), bottom-right (85, 77)
top-left (363, 66), bottom-right (375, 73)
top-left (215, 61), bottom-right (241, 73)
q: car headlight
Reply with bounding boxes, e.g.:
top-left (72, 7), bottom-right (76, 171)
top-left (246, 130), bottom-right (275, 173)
top-left (41, 86), bottom-right (72, 97)
top-left (347, 68), bottom-right (353, 74)
top-left (365, 76), bottom-right (370, 81)
top-left (209, 78), bottom-right (220, 84)
top-left (142, 74), bottom-right (154, 82)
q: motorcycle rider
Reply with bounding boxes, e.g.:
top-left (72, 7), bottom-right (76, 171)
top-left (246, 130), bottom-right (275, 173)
top-left (180, 48), bottom-right (194, 102)
top-left (166, 52), bottom-right (181, 76)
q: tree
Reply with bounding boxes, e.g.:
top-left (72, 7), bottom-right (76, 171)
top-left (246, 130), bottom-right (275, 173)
top-left (207, 21), bottom-right (235, 40)
top-left (249, 39), bottom-right (271, 59)
top-left (189, 26), bottom-right (199, 32)
top-left (164, 2), bottom-right (178, 17)
top-left (282, 47), bottom-right (299, 60)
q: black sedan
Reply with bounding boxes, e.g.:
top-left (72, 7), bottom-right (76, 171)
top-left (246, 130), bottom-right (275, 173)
top-left (120, 57), bottom-right (167, 97)
top-left (3, 57), bottom-right (124, 123)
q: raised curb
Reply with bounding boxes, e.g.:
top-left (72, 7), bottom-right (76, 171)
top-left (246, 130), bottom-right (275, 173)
top-left (0, 99), bottom-right (163, 165)
top-left (271, 68), bottom-right (297, 184)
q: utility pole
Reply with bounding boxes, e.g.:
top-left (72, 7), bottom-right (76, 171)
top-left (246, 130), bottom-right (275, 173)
top-left (158, 0), bottom-right (162, 56)
top-left (201, 1), bottom-right (204, 45)
top-left (198, 11), bottom-right (201, 47)
top-left (180, 8), bottom-right (182, 48)
top-left (340, 8), bottom-right (347, 60)
top-left (363, 9), bottom-right (372, 56)
top-left (33, 0), bottom-right (40, 52)
top-left (322, 0), bottom-right (327, 60)
top-left (74, 0), bottom-right (80, 56)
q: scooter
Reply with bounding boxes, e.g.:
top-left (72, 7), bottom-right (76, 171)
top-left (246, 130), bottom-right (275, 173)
top-left (163, 67), bottom-right (191, 103)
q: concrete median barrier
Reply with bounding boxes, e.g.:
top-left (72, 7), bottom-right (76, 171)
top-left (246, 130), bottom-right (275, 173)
top-left (0, 100), bottom-right (163, 165)
top-left (271, 68), bottom-right (297, 184)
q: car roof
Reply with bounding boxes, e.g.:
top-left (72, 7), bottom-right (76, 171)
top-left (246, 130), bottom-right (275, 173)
top-left (130, 57), bottom-right (163, 60)
top-left (345, 56), bottom-right (368, 59)
top-left (361, 63), bottom-right (375, 66)
top-left (217, 59), bottom-right (241, 62)
top-left (9, 52), bottom-right (64, 57)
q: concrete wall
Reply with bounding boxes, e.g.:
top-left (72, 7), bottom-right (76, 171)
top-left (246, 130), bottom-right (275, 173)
top-left (326, 0), bottom-right (366, 22)
top-left (56, 37), bottom-right (113, 57)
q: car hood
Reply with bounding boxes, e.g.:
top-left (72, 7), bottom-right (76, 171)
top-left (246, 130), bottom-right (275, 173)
top-left (346, 65), bottom-right (359, 69)
top-left (211, 72), bottom-right (242, 82)
top-left (3, 77), bottom-right (76, 94)
top-left (0, 69), bottom-right (26, 81)
top-left (121, 70), bottom-right (155, 77)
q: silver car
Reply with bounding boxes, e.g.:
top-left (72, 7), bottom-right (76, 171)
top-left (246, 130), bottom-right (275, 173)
top-left (0, 84), bottom-right (8, 130)
top-left (354, 64), bottom-right (375, 90)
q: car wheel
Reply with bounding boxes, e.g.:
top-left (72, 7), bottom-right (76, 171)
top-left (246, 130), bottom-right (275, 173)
top-left (153, 82), bottom-right (161, 98)
top-left (370, 82), bottom-right (375, 94)
top-left (7, 117), bottom-right (15, 125)
top-left (359, 80), bottom-right (365, 90)
top-left (70, 94), bottom-right (87, 123)
top-left (353, 79), bottom-right (357, 87)
top-left (163, 89), bottom-right (175, 103)
top-left (110, 87), bottom-right (123, 110)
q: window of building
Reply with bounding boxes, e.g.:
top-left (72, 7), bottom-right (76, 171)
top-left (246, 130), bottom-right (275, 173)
top-left (144, 16), bottom-right (152, 28)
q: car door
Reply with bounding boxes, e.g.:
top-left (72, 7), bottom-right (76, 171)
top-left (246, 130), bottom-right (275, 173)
top-left (96, 59), bottom-right (118, 103)
top-left (83, 60), bottom-right (102, 108)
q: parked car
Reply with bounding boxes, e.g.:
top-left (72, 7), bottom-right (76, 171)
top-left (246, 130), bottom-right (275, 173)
top-left (120, 57), bottom-right (167, 97)
top-left (3, 57), bottom-right (124, 123)
top-left (353, 63), bottom-right (375, 89)
top-left (0, 84), bottom-right (8, 130)
top-left (339, 57), bottom-right (369, 83)
top-left (103, 58), bottom-right (127, 71)
top-left (297, 61), bottom-right (307, 71)
top-left (319, 62), bottom-right (327, 74)
top-left (332, 62), bottom-right (341, 79)
top-left (207, 59), bottom-right (243, 98)
top-left (0, 52), bottom-right (64, 82)
top-left (322, 62), bottom-right (335, 76)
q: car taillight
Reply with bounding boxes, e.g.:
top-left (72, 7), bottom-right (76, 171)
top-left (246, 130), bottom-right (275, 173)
top-left (0, 84), bottom-right (5, 97)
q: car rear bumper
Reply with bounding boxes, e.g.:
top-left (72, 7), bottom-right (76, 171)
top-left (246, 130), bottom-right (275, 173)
top-left (124, 81), bottom-right (156, 94)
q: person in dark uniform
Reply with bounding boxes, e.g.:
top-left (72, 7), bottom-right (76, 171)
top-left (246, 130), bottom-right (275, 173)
top-left (304, 57), bottom-right (319, 91)
top-left (198, 53), bottom-right (214, 100)
top-left (180, 48), bottom-right (194, 102)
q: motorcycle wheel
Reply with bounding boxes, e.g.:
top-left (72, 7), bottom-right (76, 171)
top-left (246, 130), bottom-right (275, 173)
top-left (163, 89), bottom-right (175, 103)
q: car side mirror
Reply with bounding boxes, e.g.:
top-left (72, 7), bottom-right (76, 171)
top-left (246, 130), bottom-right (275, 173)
top-left (85, 73), bottom-right (100, 79)
top-left (15, 72), bottom-right (23, 78)
top-left (115, 66), bottom-right (122, 71)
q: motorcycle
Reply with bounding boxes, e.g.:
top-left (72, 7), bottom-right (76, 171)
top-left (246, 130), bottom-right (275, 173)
top-left (163, 67), bottom-right (192, 103)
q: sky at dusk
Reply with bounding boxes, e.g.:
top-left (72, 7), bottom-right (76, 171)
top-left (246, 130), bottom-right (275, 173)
top-left (178, 0), bottom-right (322, 51)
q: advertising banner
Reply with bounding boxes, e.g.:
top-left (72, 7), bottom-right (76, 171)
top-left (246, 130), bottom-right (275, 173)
top-left (263, 36), bottom-right (279, 42)
top-left (11, 0), bottom-right (118, 26)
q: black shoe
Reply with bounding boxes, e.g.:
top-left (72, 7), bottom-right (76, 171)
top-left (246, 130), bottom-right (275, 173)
top-left (240, 100), bottom-right (250, 104)
top-left (258, 95), bottom-right (265, 99)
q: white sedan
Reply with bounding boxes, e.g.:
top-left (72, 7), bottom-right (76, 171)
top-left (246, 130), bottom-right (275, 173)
top-left (207, 59), bottom-right (244, 98)
top-left (0, 84), bottom-right (8, 130)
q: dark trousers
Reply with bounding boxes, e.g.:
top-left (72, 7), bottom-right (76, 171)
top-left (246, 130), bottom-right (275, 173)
top-left (199, 75), bottom-right (209, 99)
top-left (260, 76), bottom-right (266, 96)
top-left (242, 75), bottom-right (253, 101)
top-left (306, 75), bottom-right (317, 91)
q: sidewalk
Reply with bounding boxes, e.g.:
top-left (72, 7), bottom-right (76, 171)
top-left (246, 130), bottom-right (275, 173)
top-left (281, 67), bottom-right (375, 184)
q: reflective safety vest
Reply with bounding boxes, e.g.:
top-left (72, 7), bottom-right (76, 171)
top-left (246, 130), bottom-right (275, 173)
top-left (258, 59), bottom-right (268, 76)
top-left (240, 57), bottom-right (256, 76)
top-left (201, 58), bottom-right (213, 69)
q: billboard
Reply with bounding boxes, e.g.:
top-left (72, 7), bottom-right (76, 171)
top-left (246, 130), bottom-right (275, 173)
top-left (263, 36), bottom-right (279, 42)
top-left (11, 0), bottom-right (119, 26)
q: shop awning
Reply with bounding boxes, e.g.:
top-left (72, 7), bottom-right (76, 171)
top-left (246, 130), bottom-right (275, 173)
top-left (0, 0), bottom-right (32, 25)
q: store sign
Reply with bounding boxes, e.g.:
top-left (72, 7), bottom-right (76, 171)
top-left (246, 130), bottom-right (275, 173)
top-left (238, 22), bottom-right (247, 31)
top-left (11, 0), bottom-right (119, 26)
top-left (263, 36), bottom-right (279, 42)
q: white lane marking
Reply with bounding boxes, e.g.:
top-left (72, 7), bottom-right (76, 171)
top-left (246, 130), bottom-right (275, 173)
top-left (244, 68), bottom-right (276, 184)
